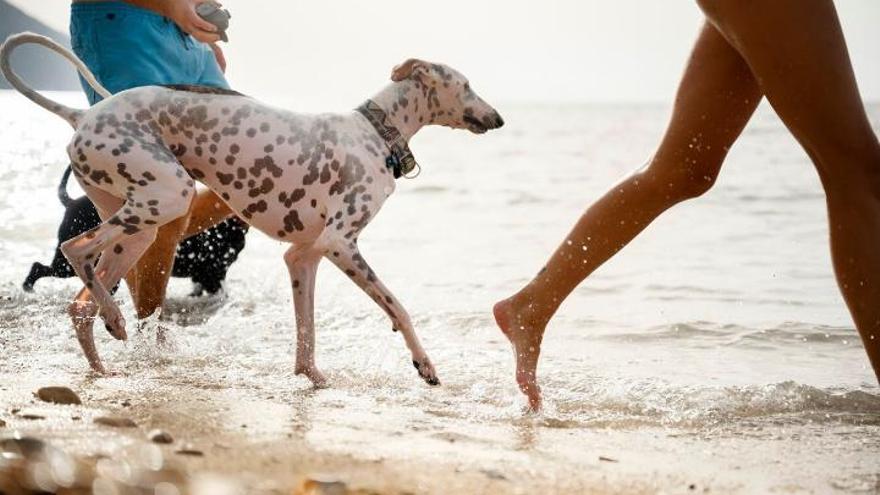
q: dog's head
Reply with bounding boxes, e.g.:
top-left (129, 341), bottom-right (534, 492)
top-left (391, 58), bottom-right (504, 134)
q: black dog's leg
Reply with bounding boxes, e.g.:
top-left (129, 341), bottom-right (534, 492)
top-left (192, 270), bottom-right (226, 295)
top-left (22, 262), bottom-right (53, 292)
top-left (48, 246), bottom-right (77, 278)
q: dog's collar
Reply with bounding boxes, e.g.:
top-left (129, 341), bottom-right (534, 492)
top-left (356, 100), bottom-right (418, 179)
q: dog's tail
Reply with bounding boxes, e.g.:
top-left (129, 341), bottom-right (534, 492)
top-left (0, 32), bottom-right (110, 128)
top-left (58, 165), bottom-right (75, 208)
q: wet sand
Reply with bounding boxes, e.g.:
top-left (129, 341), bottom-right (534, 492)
top-left (1, 380), bottom-right (659, 494)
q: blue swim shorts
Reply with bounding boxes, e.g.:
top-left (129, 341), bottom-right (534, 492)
top-left (70, 1), bottom-right (229, 105)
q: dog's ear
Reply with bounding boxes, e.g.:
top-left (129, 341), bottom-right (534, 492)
top-left (391, 58), bottom-right (430, 82)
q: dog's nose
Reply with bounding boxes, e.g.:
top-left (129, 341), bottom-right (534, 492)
top-left (494, 114), bottom-right (505, 128)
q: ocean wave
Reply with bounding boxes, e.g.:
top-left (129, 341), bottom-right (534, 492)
top-left (542, 380), bottom-right (880, 430)
top-left (601, 321), bottom-right (859, 348)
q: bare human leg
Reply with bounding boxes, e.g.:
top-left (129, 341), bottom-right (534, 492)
top-left (697, 0), bottom-right (880, 380)
top-left (494, 23), bottom-right (763, 409)
top-left (124, 199), bottom-right (193, 321)
top-left (181, 189), bottom-right (235, 239)
top-left (123, 189), bottom-right (232, 344)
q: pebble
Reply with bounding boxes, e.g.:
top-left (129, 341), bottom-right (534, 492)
top-left (175, 448), bottom-right (204, 457)
top-left (296, 477), bottom-right (350, 495)
top-left (36, 386), bottom-right (82, 405)
top-left (94, 416), bottom-right (138, 428)
top-left (21, 414), bottom-right (46, 421)
top-left (599, 456), bottom-right (619, 463)
top-left (0, 437), bottom-right (47, 459)
top-left (0, 419), bottom-right (5, 428)
top-left (480, 469), bottom-right (509, 481)
top-left (149, 429), bottom-right (175, 444)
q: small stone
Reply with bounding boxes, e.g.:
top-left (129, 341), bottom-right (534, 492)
top-left (0, 419), bottom-right (5, 427)
top-left (94, 416), bottom-right (137, 428)
top-left (599, 456), bottom-right (619, 463)
top-left (480, 469), bottom-right (508, 481)
top-left (296, 477), bottom-right (349, 495)
top-left (175, 448), bottom-right (204, 457)
top-left (0, 437), bottom-right (47, 459)
top-left (21, 414), bottom-right (46, 421)
top-left (36, 386), bottom-right (82, 405)
top-left (149, 430), bottom-right (174, 444)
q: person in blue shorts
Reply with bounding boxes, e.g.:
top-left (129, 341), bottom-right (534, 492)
top-left (70, 0), bottom-right (228, 103)
top-left (66, 0), bottom-right (243, 321)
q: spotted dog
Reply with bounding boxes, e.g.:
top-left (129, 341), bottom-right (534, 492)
top-left (1, 33), bottom-right (504, 384)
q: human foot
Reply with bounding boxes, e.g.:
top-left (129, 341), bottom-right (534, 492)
top-left (493, 296), bottom-right (547, 411)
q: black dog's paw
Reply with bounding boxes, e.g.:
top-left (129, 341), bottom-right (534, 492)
top-left (188, 283), bottom-right (205, 298)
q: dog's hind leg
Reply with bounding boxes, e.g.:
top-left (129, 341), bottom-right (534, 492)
top-left (284, 243), bottom-right (327, 387)
top-left (326, 239), bottom-right (440, 386)
top-left (62, 157), bottom-right (196, 372)
top-left (67, 228), bottom-right (157, 373)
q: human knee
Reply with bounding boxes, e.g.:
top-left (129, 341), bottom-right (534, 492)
top-left (643, 157), bottom-right (723, 202)
top-left (818, 140), bottom-right (880, 200)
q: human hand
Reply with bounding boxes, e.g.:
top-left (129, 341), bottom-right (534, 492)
top-left (210, 42), bottom-right (226, 73)
top-left (165, 0), bottom-right (221, 44)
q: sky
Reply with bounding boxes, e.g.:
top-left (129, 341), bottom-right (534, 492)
top-left (7, 0), bottom-right (880, 110)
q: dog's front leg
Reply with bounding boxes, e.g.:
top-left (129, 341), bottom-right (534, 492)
top-left (284, 243), bottom-right (327, 388)
top-left (327, 240), bottom-right (440, 386)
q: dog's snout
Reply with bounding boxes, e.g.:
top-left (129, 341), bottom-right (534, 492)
top-left (494, 114), bottom-right (505, 128)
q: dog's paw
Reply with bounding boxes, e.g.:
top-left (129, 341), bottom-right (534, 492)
top-left (296, 366), bottom-right (329, 389)
top-left (100, 307), bottom-right (127, 341)
top-left (413, 359), bottom-right (441, 386)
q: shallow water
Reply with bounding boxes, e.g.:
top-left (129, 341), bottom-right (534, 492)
top-left (1, 91), bottom-right (879, 493)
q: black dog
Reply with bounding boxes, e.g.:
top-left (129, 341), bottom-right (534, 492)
top-left (23, 166), bottom-right (249, 295)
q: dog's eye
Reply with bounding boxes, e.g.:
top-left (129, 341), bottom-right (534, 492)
top-left (463, 83), bottom-right (471, 92)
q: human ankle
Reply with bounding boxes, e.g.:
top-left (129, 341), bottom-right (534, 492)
top-left (509, 289), bottom-right (553, 332)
